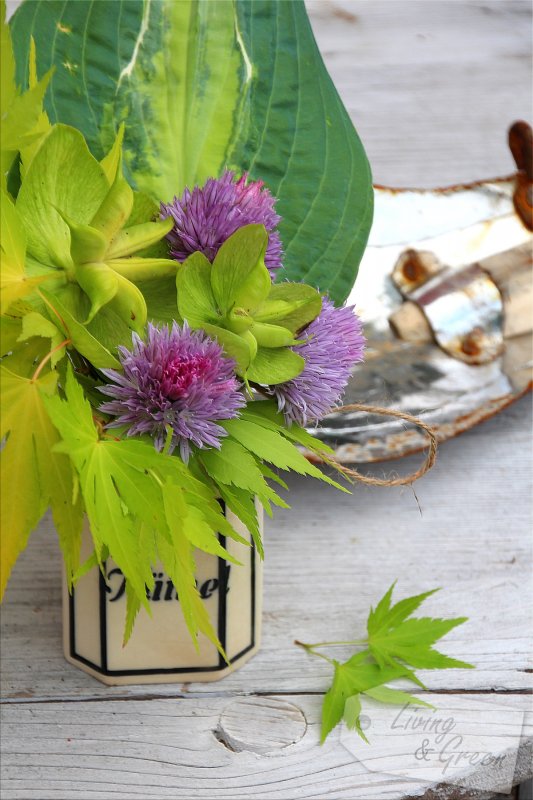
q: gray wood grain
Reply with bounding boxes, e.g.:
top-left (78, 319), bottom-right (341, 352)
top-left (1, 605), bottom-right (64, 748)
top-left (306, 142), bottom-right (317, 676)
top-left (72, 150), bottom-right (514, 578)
top-left (1, 2), bottom-right (532, 798)
top-left (308, 0), bottom-right (532, 187)
top-left (1, 695), bottom-right (531, 800)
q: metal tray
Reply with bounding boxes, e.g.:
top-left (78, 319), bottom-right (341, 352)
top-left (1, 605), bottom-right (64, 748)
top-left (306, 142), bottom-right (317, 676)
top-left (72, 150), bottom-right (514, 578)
top-left (310, 140), bottom-right (532, 463)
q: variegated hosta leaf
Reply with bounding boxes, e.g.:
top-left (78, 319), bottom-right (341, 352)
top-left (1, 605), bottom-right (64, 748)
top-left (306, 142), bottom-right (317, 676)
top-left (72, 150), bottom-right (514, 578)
top-left (10, 0), bottom-right (373, 304)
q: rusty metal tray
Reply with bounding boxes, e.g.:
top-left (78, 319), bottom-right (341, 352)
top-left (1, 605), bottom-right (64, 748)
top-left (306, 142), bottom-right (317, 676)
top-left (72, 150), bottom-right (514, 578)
top-left (310, 125), bottom-right (532, 463)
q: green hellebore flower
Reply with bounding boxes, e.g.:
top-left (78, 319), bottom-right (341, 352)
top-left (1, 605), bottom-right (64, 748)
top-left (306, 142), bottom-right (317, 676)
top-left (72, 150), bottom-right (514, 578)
top-left (15, 123), bottom-right (176, 334)
top-left (176, 223), bottom-right (322, 384)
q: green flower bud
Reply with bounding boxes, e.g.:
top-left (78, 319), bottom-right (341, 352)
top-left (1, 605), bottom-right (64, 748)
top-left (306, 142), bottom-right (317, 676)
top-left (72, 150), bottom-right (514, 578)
top-left (176, 225), bottom-right (326, 384)
top-left (226, 307), bottom-right (253, 334)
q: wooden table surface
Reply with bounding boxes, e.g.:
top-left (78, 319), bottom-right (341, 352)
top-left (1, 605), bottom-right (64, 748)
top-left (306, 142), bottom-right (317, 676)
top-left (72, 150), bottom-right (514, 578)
top-left (1, 2), bottom-right (532, 798)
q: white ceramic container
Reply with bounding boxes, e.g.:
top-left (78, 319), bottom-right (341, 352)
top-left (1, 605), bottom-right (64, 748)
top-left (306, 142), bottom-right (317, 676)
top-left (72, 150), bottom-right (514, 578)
top-left (63, 504), bottom-right (263, 685)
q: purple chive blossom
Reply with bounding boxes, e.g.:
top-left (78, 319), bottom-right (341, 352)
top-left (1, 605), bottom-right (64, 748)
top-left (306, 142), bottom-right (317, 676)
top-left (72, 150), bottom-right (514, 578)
top-left (161, 170), bottom-right (283, 277)
top-left (273, 299), bottom-right (365, 427)
top-left (99, 322), bottom-right (245, 461)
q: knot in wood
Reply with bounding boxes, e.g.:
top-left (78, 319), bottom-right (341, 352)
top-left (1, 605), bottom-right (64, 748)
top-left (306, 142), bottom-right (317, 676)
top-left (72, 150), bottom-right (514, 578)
top-left (214, 697), bottom-right (307, 754)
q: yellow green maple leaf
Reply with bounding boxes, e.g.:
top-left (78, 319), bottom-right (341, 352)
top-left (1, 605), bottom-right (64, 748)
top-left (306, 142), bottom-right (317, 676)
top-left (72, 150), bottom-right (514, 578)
top-left (43, 366), bottom-right (226, 651)
top-left (0, 191), bottom-right (52, 313)
top-left (1, 0), bottom-right (53, 190)
top-left (18, 39), bottom-right (53, 179)
top-left (0, 364), bottom-right (83, 597)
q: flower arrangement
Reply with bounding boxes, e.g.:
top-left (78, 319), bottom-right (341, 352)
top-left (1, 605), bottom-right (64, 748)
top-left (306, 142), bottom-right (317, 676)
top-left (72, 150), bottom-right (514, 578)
top-left (0, 11), bottom-right (366, 654)
top-left (2, 1), bottom-right (473, 740)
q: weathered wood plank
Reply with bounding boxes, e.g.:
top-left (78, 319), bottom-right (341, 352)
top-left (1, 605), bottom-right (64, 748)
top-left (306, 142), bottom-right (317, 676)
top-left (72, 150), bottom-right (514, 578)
top-left (1, 694), bottom-right (531, 800)
top-left (307, 0), bottom-right (532, 187)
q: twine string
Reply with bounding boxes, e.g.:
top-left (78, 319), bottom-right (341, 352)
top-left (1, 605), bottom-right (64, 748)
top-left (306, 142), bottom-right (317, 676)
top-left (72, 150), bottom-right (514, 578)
top-left (318, 403), bottom-right (438, 487)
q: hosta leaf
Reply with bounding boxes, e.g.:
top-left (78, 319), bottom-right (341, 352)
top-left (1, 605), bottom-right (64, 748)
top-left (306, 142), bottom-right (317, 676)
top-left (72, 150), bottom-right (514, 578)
top-left (10, 0), bottom-right (373, 303)
top-left (100, 124), bottom-right (124, 184)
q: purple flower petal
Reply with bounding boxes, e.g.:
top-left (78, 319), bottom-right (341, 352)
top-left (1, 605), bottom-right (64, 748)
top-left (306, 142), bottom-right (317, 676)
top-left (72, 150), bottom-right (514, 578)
top-left (99, 322), bottom-right (245, 460)
top-left (161, 170), bottom-right (283, 277)
top-left (273, 299), bottom-right (365, 426)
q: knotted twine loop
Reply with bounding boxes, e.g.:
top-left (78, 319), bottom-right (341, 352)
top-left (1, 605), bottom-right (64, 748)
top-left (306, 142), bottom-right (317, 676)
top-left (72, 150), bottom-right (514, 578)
top-left (318, 403), bottom-right (438, 487)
